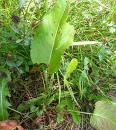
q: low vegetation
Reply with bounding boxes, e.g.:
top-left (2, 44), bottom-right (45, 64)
top-left (0, 0), bottom-right (116, 130)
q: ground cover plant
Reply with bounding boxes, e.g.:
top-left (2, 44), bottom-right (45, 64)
top-left (0, 0), bottom-right (116, 130)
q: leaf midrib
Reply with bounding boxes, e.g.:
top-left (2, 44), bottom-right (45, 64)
top-left (48, 2), bottom-right (67, 64)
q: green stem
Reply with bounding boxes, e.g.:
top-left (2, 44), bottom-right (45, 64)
top-left (57, 72), bottom-right (61, 103)
top-left (8, 107), bottom-right (25, 115)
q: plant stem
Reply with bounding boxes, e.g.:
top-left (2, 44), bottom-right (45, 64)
top-left (8, 107), bottom-right (25, 115)
top-left (57, 72), bottom-right (61, 103)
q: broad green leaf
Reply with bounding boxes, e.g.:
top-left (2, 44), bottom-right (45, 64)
top-left (31, 0), bottom-right (75, 74)
top-left (90, 100), bottom-right (116, 130)
top-left (0, 79), bottom-right (10, 120)
top-left (64, 58), bottom-right (78, 80)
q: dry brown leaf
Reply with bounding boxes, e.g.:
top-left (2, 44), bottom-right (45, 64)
top-left (0, 120), bottom-right (24, 130)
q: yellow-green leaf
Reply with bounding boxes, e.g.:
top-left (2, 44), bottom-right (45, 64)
top-left (64, 58), bottom-right (78, 80)
top-left (30, 0), bottom-right (75, 74)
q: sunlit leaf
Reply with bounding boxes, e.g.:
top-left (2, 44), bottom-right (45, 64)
top-left (31, 0), bottom-right (74, 74)
top-left (64, 58), bottom-right (78, 80)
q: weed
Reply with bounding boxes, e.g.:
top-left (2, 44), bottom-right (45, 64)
top-left (0, 0), bottom-right (115, 130)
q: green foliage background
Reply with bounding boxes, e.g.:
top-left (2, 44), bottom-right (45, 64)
top-left (0, 0), bottom-right (115, 129)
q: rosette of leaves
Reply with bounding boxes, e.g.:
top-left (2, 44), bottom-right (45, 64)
top-left (31, 0), bottom-right (75, 74)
